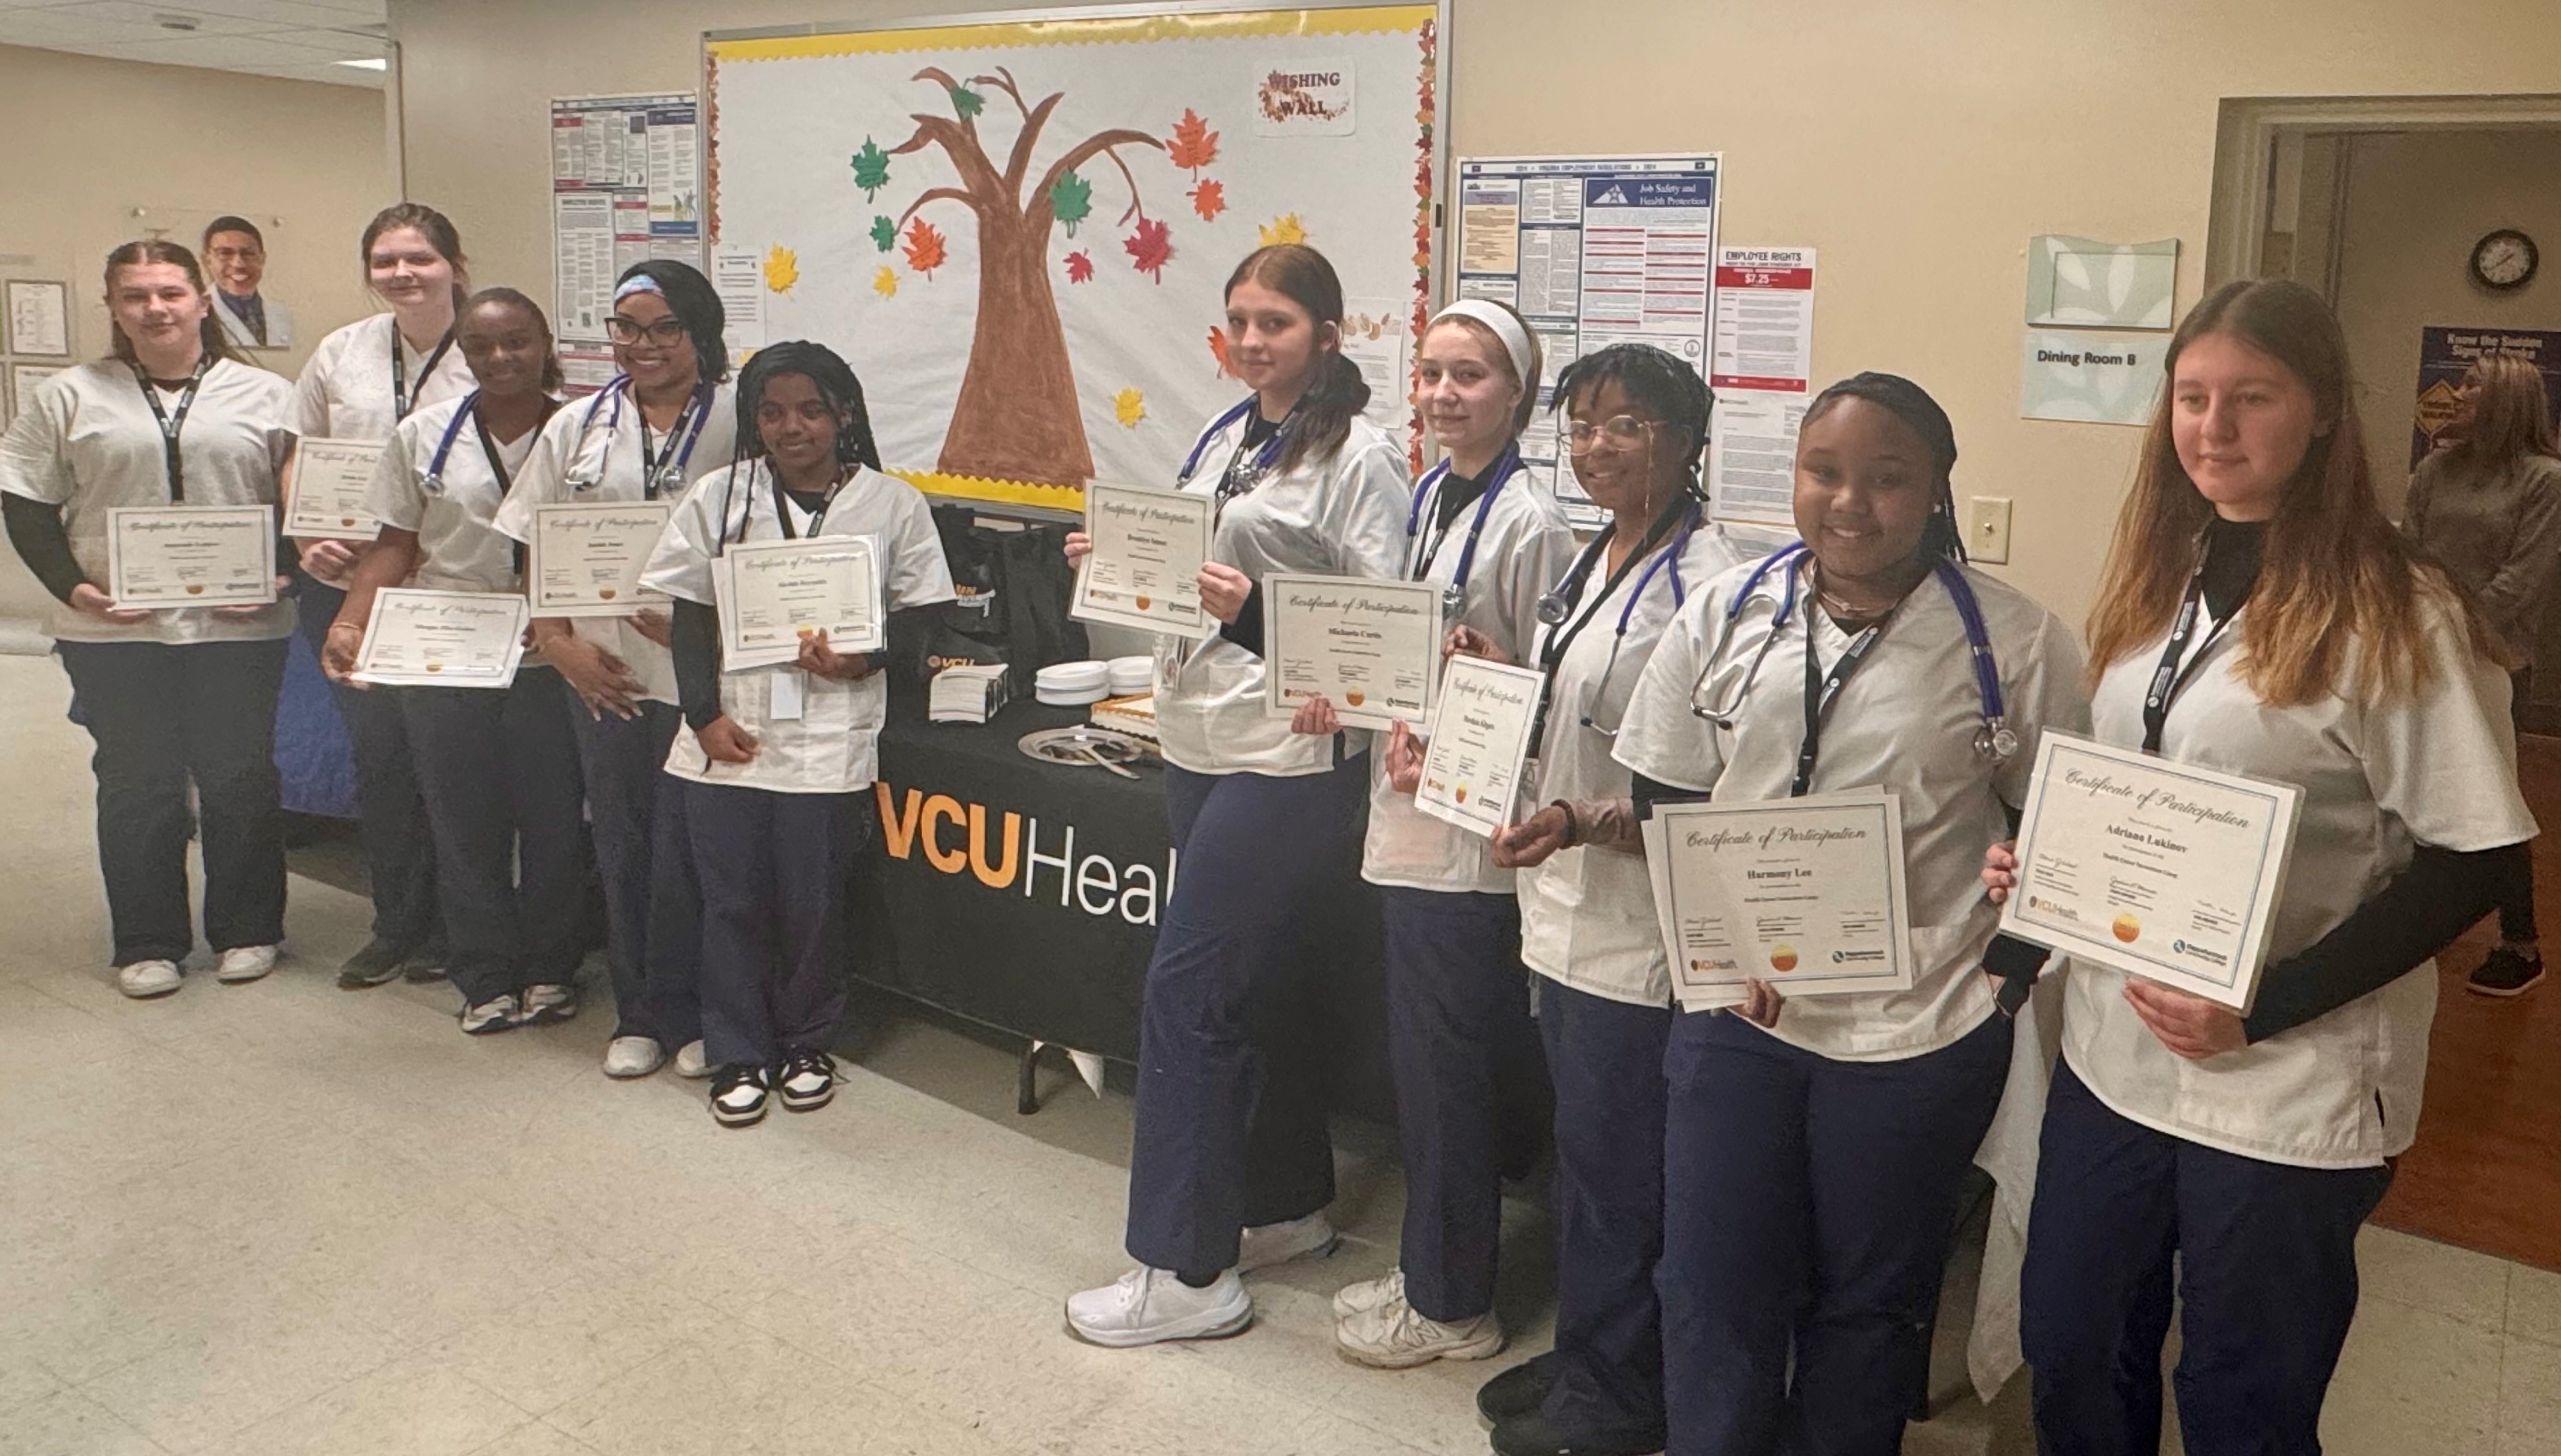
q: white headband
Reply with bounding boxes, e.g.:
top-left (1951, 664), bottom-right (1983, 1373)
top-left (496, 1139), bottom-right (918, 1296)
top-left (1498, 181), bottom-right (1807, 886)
top-left (1429, 299), bottom-right (1537, 389)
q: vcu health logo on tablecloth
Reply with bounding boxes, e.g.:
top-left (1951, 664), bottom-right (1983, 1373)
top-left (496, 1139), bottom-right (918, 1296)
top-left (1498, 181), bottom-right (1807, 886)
top-left (873, 783), bottom-right (1175, 927)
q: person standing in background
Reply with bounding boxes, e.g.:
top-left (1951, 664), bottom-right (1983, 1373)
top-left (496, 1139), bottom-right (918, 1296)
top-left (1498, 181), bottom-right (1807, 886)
top-left (288, 204), bottom-right (476, 991)
top-left (2404, 351), bottom-right (2561, 998)
top-left (203, 217), bottom-right (293, 353)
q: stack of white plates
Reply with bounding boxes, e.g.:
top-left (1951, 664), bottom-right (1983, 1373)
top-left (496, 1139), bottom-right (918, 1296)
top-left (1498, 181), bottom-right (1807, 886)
top-left (1035, 659), bottom-right (1112, 706)
top-left (1107, 656), bottom-right (1153, 695)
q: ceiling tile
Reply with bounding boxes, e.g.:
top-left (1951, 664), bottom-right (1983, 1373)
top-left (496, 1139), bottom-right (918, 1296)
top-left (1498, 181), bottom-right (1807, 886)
top-left (38, 2), bottom-right (290, 38)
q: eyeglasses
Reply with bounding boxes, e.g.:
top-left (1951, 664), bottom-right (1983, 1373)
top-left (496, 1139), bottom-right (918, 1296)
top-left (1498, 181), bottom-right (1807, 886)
top-left (1564, 415), bottom-right (1660, 454)
top-left (605, 316), bottom-right (690, 345)
top-left (205, 246), bottom-right (263, 264)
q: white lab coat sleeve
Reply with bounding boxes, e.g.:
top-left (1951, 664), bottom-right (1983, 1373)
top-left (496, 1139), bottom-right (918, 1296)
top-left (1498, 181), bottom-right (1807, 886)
top-left (492, 404), bottom-right (580, 544)
top-left (366, 417), bottom-right (429, 533)
top-left (2350, 595), bottom-right (2538, 852)
top-left (1327, 438), bottom-right (1413, 581)
top-left (637, 471), bottom-right (724, 606)
top-left (1503, 516), bottom-right (1579, 665)
top-left (0, 374), bottom-right (75, 504)
top-left (289, 336), bottom-right (337, 440)
top-left (1994, 607), bottom-right (2094, 809)
top-left (1611, 593), bottom-right (1725, 793)
top-left (881, 483), bottom-right (957, 611)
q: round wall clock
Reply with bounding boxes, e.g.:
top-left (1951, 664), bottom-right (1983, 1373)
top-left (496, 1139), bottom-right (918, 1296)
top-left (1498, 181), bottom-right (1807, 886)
top-left (2471, 229), bottom-right (2539, 291)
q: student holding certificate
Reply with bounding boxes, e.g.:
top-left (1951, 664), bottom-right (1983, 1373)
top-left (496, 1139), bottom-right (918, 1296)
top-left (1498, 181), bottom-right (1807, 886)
top-left (287, 204), bottom-right (478, 991)
top-left (0, 240), bottom-right (296, 1000)
top-left (498, 261), bottom-right (738, 1082)
top-left (1611, 373), bottom-right (2088, 1456)
top-left (1464, 344), bottom-right (1759, 1456)
top-left (1981, 282), bottom-right (2535, 1456)
top-left (319, 289), bottom-right (589, 1036)
top-left (1284, 300), bottom-right (1575, 1369)
top-left (1062, 245), bottom-right (1408, 1348)
top-left (642, 340), bottom-right (952, 1126)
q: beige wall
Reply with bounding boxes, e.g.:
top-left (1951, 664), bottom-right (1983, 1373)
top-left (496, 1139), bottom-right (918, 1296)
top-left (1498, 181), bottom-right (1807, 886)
top-left (0, 42), bottom-right (390, 640)
top-left (2334, 127), bottom-right (2561, 514)
top-left (388, 0), bottom-right (2561, 624)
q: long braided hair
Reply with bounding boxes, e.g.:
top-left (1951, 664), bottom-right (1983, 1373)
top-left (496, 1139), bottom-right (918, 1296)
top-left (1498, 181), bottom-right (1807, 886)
top-left (720, 340), bottom-right (882, 545)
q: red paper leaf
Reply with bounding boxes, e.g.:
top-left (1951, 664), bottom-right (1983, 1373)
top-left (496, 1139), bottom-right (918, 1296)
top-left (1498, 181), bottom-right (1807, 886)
top-left (1064, 250), bottom-right (1095, 284)
top-left (1167, 108), bottom-right (1220, 174)
top-left (1189, 179), bottom-right (1226, 222)
top-left (1125, 217), bottom-right (1174, 283)
top-left (903, 218), bottom-right (947, 279)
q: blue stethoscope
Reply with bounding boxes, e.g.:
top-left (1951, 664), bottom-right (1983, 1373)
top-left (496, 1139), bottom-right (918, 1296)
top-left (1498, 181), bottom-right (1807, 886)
top-left (567, 374), bottom-right (714, 498)
top-left (418, 390), bottom-right (483, 496)
top-left (1405, 445), bottom-right (1523, 617)
top-left (1176, 397), bottom-right (1294, 504)
top-left (1688, 543), bottom-right (2017, 763)
top-left (1531, 502), bottom-right (1702, 739)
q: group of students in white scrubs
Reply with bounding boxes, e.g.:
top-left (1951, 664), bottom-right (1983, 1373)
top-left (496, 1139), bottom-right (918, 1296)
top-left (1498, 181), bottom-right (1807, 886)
top-left (1, 213), bottom-right (953, 1130)
top-left (1055, 248), bottom-right (2533, 1456)
top-left (3, 217), bottom-right (2533, 1453)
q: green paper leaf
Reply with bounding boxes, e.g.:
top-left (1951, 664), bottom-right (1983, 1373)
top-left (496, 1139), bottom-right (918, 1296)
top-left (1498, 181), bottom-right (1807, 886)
top-left (850, 137), bottom-right (891, 201)
top-left (870, 215), bottom-right (897, 252)
top-left (1050, 169), bottom-right (1093, 237)
top-left (950, 85), bottom-right (984, 120)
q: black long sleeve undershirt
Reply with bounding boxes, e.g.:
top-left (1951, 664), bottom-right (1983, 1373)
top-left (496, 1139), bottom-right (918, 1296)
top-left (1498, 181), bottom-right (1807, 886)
top-left (4, 495), bottom-right (88, 604)
top-left (1219, 581), bottom-right (1265, 656)
top-left (670, 597), bottom-right (938, 732)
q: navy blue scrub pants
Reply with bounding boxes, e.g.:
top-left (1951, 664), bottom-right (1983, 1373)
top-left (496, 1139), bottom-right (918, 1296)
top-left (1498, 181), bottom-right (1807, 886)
top-left (684, 780), bottom-right (868, 1070)
top-left (399, 666), bottom-right (589, 1007)
top-left (1124, 756), bottom-right (1368, 1278)
top-left (566, 697), bottom-right (702, 1048)
top-left (58, 638), bottom-right (289, 966)
top-left (297, 574), bottom-right (438, 950)
top-left (1535, 977), bottom-right (1673, 1439)
top-left (1659, 1007), bottom-right (2014, 1456)
top-left (1381, 886), bottom-right (1540, 1323)
top-left (2021, 1062), bottom-right (2391, 1456)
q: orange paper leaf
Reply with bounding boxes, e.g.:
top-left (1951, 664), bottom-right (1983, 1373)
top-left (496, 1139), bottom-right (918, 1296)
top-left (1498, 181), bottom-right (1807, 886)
top-left (903, 218), bottom-right (948, 279)
top-left (1167, 108), bottom-right (1220, 174)
top-left (1189, 179), bottom-right (1226, 222)
top-left (1206, 326), bottom-right (1235, 379)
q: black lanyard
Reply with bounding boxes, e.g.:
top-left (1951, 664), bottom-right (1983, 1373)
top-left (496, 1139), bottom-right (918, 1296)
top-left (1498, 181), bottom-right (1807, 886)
top-left (2140, 569), bottom-right (2235, 754)
top-left (392, 328), bottom-right (456, 422)
top-left (1529, 502), bottom-right (1690, 752)
top-left (1793, 611), bottom-right (1893, 797)
top-left (639, 386), bottom-right (714, 500)
top-left (771, 463), bottom-right (848, 540)
top-left (132, 360), bottom-right (208, 502)
top-left (471, 398), bottom-right (559, 496)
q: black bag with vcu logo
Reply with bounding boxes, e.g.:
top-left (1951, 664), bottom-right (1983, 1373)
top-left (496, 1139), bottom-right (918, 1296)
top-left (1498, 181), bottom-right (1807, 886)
top-left (903, 504), bottom-right (1089, 693)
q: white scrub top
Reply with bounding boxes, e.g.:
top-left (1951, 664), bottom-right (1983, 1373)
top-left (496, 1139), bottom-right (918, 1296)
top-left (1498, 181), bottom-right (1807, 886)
top-left (1516, 517), bottom-right (1759, 1008)
top-left (291, 313), bottom-right (472, 445)
top-left (495, 379), bottom-right (739, 706)
top-left (641, 459), bottom-right (955, 795)
top-left (2061, 592), bottom-right (2534, 1168)
top-left (1152, 408), bottom-right (1410, 778)
top-left (369, 395), bottom-right (545, 595)
top-left (1613, 553), bottom-right (2091, 1058)
top-left (0, 358), bottom-right (297, 645)
top-left (1362, 461), bottom-right (1579, 894)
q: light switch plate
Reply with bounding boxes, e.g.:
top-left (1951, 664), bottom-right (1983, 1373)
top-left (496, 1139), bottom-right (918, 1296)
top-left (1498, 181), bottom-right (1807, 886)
top-left (1965, 497), bottom-right (2013, 564)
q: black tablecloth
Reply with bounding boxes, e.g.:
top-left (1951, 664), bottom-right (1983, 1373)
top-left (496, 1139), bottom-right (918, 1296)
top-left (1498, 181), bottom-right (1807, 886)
top-left (850, 696), bottom-right (1394, 1118)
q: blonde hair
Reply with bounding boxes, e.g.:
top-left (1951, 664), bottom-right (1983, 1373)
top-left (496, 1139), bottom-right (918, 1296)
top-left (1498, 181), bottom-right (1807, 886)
top-left (2085, 279), bottom-right (2498, 706)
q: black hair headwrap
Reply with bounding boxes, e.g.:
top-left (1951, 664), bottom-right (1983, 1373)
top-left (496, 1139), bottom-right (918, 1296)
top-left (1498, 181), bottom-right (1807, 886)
top-left (616, 259), bottom-right (730, 384)
top-left (1805, 371), bottom-right (1966, 561)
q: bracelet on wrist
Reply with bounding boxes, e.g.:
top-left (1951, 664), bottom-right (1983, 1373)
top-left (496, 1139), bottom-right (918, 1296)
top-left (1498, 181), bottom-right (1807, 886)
top-left (1551, 799), bottom-right (1580, 849)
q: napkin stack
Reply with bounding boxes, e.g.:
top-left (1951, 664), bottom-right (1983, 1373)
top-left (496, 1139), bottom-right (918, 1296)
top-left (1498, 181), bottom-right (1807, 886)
top-left (929, 663), bottom-right (1012, 724)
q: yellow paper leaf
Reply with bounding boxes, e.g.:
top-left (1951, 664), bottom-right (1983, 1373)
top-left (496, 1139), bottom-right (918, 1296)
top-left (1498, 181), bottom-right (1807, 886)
top-left (762, 245), bottom-right (799, 294)
top-left (1257, 213), bottom-right (1307, 247)
top-left (873, 265), bottom-right (898, 299)
top-left (1113, 388), bottom-right (1146, 429)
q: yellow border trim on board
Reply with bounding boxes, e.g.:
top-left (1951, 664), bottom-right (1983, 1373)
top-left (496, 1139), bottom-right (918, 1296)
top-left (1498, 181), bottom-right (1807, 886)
top-left (890, 468), bottom-right (1087, 514)
top-left (707, 4), bottom-right (1435, 64)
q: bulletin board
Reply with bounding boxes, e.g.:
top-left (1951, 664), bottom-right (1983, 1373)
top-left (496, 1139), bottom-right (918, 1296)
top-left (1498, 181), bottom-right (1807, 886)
top-left (702, 1), bottom-right (1444, 513)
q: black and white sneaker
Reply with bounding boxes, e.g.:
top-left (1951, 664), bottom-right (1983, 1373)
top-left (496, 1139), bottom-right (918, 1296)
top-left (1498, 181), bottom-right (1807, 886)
top-left (710, 1064), bottom-right (772, 1127)
top-left (460, 994), bottom-right (521, 1034)
top-left (519, 983), bottom-right (579, 1025)
top-left (776, 1048), bottom-right (837, 1113)
top-left (2468, 946), bottom-right (2546, 998)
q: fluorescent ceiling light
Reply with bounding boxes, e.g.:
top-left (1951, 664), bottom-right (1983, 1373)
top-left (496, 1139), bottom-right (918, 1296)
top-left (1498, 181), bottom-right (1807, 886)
top-left (335, 57), bottom-right (388, 71)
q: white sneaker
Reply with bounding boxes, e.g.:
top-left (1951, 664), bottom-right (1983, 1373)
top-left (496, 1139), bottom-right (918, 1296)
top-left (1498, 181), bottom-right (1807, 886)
top-left (673, 1040), bottom-right (711, 1079)
top-left (602, 1036), bottom-right (666, 1078)
top-left (1064, 1267), bottom-right (1252, 1348)
top-left (1334, 1284), bottom-right (1504, 1368)
top-left (213, 945), bottom-right (279, 984)
top-left (1334, 1268), bottom-right (1403, 1320)
top-left (460, 995), bottom-right (521, 1034)
top-left (1237, 1213), bottom-right (1338, 1273)
top-left (117, 959), bottom-right (182, 999)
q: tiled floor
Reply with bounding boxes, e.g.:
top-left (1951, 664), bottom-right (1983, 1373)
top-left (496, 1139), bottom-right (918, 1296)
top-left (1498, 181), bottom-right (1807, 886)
top-left (1, 651), bottom-right (2554, 1455)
